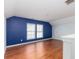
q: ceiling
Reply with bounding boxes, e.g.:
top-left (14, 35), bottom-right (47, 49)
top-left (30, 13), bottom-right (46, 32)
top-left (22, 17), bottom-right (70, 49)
top-left (5, 0), bottom-right (75, 22)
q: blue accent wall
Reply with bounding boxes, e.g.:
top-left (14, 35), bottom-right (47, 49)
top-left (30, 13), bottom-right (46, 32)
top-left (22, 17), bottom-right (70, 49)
top-left (6, 16), bottom-right (52, 46)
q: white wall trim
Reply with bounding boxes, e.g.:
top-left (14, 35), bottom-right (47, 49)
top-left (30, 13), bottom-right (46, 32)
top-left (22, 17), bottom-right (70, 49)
top-left (6, 38), bottom-right (52, 48)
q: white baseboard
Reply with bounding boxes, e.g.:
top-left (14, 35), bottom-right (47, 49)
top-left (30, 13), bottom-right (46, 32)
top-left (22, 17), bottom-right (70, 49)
top-left (6, 38), bottom-right (52, 48)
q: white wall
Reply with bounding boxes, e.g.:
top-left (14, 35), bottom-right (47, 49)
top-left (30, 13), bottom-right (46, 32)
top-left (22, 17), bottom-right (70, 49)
top-left (51, 16), bottom-right (75, 59)
top-left (51, 16), bottom-right (75, 39)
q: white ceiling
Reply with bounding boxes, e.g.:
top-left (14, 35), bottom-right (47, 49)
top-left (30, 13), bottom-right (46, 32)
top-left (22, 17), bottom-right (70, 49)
top-left (5, 0), bottom-right (75, 21)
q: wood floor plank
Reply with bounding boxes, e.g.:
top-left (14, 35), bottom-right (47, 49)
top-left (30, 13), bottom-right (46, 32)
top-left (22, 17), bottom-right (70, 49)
top-left (5, 39), bottom-right (63, 59)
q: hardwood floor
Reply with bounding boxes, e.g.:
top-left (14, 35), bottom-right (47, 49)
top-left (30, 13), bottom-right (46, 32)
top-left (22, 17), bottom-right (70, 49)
top-left (5, 39), bottom-right (63, 59)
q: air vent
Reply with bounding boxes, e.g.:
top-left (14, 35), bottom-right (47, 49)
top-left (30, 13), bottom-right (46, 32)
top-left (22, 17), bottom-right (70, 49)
top-left (65, 0), bottom-right (74, 4)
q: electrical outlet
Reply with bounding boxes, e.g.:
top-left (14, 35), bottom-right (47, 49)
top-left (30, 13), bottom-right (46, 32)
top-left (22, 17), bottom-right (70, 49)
top-left (21, 39), bottom-right (23, 42)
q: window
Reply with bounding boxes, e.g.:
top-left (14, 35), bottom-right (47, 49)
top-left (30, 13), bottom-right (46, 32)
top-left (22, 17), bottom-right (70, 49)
top-left (27, 23), bottom-right (43, 40)
top-left (27, 23), bottom-right (35, 40)
top-left (37, 24), bottom-right (43, 38)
